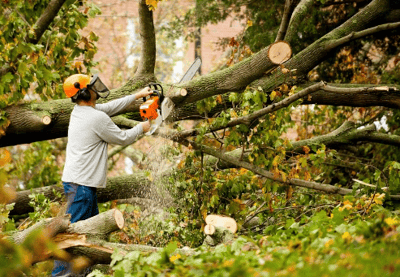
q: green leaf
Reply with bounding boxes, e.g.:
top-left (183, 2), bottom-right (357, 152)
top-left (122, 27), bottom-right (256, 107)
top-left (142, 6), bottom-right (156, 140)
top-left (1, 72), bottom-right (13, 83)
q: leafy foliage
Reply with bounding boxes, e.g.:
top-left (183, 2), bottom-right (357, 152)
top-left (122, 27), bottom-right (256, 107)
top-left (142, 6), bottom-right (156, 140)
top-left (88, 194), bottom-right (400, 277)
top-left (0, 0), bottom-right (100, 126)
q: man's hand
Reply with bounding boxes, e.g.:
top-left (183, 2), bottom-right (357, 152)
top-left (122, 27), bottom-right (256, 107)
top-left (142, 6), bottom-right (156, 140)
top-left (141, 121), bottom-right (151, 133)
top-left (135, 87), bottom-right (153, 99)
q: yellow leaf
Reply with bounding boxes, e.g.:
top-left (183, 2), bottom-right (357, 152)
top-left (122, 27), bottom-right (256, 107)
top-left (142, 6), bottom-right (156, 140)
top-left (201, 207), bottom-right (208, 220)
top-left (216, 94), bottom-right (223, 104)
top-left (304, 171), bottom-right (311, 181)
top-left (270, 90), bottom-right (277, 101)
top-left (374, 193), bottom-right (385, 205)
top-left (342, 232), bottom-right (351, 240)
top-left (0, 149), bottom-right (11, 166)
top-left (341, 200), bottom-right (353, 210)
top-left (302, 146), bottom-right (310, 154)
top-left (146, 0), bottom-right (159, 10)
top-left (324, 239), bottom-right (334, 248)
top-left (223, 259), bottom-right (234, 267)
top-left (281, 172), bottom-right (287, 183)
top-left (233, 198), bottom-right (242, 204)
top-left (384, 218), bottom-right (399, 226)
top-left (230, 109), bottom-right (238, 118)
top-left (170, 253), bottom-right (181, 263)
top-left (247, 20), bottom-right (253, 27)
top-left (239, 168), bottom-right (248, 174)
top-left (272, 155), bottom-right (280, 167)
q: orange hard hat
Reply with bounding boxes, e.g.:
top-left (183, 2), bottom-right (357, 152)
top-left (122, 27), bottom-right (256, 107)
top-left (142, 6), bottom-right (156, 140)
top-left (63, 74), bottom-right (91, 98)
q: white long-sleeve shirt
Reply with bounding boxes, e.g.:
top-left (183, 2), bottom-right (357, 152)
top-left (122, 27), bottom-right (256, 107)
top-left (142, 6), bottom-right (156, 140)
top-left (62, 95), bottom-right (142, 188)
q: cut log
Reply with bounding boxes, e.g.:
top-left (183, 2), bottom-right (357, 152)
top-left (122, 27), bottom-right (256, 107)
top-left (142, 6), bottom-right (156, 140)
top-left (267, 41), bottom-right (292, 64)
top-left (42, 115), bottom-right (52, 125)
top-left (5, 209), bottom-right (125, 265)
top-left (203, 225), bottom-right (234, 247)
top-left (205, 214), bottom-right (237, 233)
top-left (180, 88), bottom-right (188, 96)
top-left (66, 209), bottom-right (124, 240)
top-left (204, 224), bottom-right (216, 235)
top-left (8, 215), bottom-right (70, 245)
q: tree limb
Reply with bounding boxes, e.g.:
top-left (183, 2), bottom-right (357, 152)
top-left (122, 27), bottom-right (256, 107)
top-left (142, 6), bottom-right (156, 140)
top-left (291, 121), bottom-right (400, 152)
top-left (256, 0), bottom-right (394, 90)
top-left (136, 0), bottom-right (156, 77)
top-left (9, 174), bottom-right (152, 216)
top-left (328, 22), bottom-right (400, 51)
top-left (303, 83), bottom-right (400, 108)
top-left (275, 0), bottom-right (296, 42)
top-left (285, 0), bottom-right (314, 44)
top-left (29, 0), bottom-right (67, 44)
top-left (170, 81), bottom-right (326, 140)
top-left (186, 139), bottom-right (400, 200)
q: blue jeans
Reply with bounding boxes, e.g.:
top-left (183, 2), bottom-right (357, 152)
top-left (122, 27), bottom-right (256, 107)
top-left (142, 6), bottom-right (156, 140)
top-left (52, 182), bottom-right (99, 276)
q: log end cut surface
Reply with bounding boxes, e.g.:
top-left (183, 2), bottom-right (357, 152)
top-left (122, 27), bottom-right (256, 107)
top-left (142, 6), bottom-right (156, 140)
top-left (114, 209), bottom-right (125, 229)
top-left (268, 41), bottom-right (292, 65)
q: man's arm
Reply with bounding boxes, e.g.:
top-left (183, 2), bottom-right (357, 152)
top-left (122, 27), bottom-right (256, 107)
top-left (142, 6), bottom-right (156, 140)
top-left (95, 114), bottom-right (145, 146)
top-left (95, 87), bottom-right (152, 117)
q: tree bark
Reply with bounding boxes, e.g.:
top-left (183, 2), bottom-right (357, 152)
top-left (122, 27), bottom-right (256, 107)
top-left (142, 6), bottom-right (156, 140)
top-left (9, 174), bottom-right (152, 216)
top-left (275, 0), bottom-right (296, 42)
top-left (29, 0), bottom-right (67, 44)
top-left (8, 215), bottom-right (70, 245)
top-left (257, 0), bottom-right (394, 91)
top-left (5, 209), bottom-right (124, 265)
top-left (136, 0), bottom-right (156, 77)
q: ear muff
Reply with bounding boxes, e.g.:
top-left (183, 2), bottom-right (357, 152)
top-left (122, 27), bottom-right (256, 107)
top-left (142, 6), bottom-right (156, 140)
top-left (78, 88), bottom-right (92, 102)
top-left (70, 81), bottom-right (91, 103)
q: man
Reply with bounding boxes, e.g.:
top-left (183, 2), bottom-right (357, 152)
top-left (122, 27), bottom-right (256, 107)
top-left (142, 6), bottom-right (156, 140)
top-left (52, 74), bottom-right (152, 276)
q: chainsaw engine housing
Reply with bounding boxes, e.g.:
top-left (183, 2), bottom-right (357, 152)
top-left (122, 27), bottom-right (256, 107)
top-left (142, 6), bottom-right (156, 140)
top-left (140, 96), bottom-right (160, 120)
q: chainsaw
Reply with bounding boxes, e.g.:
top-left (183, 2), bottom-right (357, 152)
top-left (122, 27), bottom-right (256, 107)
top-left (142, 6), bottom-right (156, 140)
top-left (140, 58), bottom-right (202, 135)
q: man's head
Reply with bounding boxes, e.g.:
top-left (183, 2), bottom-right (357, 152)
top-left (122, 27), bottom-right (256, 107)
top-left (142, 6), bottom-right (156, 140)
top-left (63, 74), bottom-right (110, 104)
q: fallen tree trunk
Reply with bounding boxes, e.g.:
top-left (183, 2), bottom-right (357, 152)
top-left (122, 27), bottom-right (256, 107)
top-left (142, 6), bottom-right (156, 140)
top-left (5, 209), bottom-right (197, 267)
top-left (8, 214), bottom-right (71, 245)
top-left (9, 174), bottom-right (152, 216)
top-left (5, 209), bottom-right (125, 265)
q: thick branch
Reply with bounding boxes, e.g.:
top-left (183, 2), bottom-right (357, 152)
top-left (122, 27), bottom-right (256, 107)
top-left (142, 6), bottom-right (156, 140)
top-left (328, 22), bottom-right (400, 50)
top-left (291, 121), bottom-right (400, 152)
top-left (29, 0), bottom-right (67, 44)
top-left (304, 83), bottom-right (400, 108)
top-left (275, 0), bottom-right (296, 42)
top-left (136, 0), bottom-right (156, 76)
top-left (258, 0), bottom-right (393, 90)
top-left (285, 0), bottom-right (314, 43)
top-left (9, 174), bottom-right (152, 216)
top-left (8, 215), bottom-right (70, 245)
top-left (0, 84), bottom-right (147, 147)
top-left (170, 40), bottom-right (289, 106)
top-left (171, 82), bottom-right (326, 140)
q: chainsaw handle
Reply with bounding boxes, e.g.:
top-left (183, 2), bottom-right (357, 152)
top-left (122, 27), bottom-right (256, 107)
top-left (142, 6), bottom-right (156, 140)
top-left (142, 83), bottom-right (164, 103)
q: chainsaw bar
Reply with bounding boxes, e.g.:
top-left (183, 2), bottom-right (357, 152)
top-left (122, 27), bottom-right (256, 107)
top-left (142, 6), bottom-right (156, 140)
top-left (179, 57), bottom-right (202, 83)
top-left (145, 58), bottom-right (201, 135)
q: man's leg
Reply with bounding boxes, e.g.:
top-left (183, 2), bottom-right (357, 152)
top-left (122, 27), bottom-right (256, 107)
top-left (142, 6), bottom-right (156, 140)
top-left (51, 183), bottom-right (99, 276)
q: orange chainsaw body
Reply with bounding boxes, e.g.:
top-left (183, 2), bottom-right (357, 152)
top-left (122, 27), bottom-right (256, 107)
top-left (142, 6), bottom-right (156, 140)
top-left (140, 96), bottom-right (160, 120)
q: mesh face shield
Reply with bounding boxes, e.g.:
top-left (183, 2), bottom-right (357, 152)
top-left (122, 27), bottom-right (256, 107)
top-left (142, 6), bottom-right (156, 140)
top-left (87, 74), bottom-right (110, 99)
